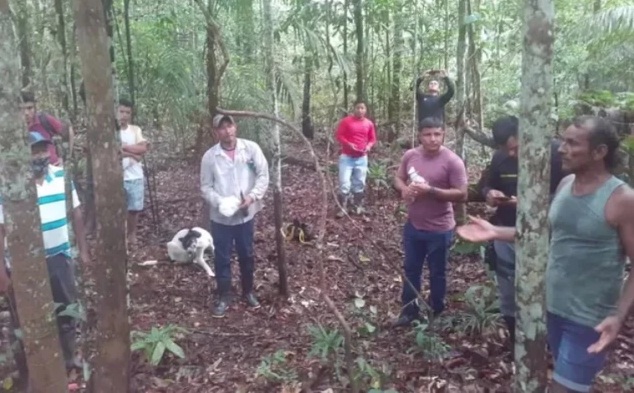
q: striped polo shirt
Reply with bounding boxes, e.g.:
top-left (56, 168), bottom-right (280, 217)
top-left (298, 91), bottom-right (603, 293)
top-left (0, 165), bottom-right (80, 258)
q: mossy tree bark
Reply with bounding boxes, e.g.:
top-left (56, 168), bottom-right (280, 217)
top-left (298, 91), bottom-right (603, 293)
top-left (0, 1), bottom-right (68, 391)
top-left (515, 0), bottom-right (555, 391)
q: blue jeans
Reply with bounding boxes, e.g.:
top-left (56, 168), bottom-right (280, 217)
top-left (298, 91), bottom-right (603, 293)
top-left (547, 312), bottom-right (607, 393)
top-left (338, 154), bottom-right (368, 195)
top-left (210, 219), bottom-right (255, 293)
top-left (401, 221), bottom-right (453, 316)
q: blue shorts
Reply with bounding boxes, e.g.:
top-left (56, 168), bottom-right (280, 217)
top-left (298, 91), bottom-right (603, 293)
top-left (547, 312), bottom-right (607, 392)
top-left (124, 179), bottom-right (144, 211)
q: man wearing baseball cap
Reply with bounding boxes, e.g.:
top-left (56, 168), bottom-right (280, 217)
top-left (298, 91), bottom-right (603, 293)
top-left (200, 114), bottom-right (270, 318)
top-left (0, 132), bottom-right (90, 373)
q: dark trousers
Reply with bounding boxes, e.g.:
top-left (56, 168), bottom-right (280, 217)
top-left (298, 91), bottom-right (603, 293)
top-left (401, 221), bottom-right (453, 316)
top-left (7, 253), bottom-right (77, 332)
top-left (211, 219), bottom-right (255, 294)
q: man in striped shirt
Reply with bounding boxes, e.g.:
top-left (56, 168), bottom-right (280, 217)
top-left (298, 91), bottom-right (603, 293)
top-left (0, 132), bottom-right (90, 371)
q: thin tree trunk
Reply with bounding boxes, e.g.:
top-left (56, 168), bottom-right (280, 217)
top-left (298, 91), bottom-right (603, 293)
top-left (301, 54), bottom-right (314, 139)
top-left (454, 0), bottom-right (468, 226)
top-left (15, 0), bottom-right (32, 88)
top-left (262, 0), bottom-right (288, 297)
top-left (343, 0), bottom-right (349, 110)
top-left (123, 0), bottom-right (135, 105)
top-left (515, 0), bottom-right (554, 391)
top-left (0, 1), bottom-right (68, 391)
top-left (72, 0), bottom-right (131, 391)
top-left (54, 0), bottom-right (70, 115)
top-left (353, 0), bottom-right (364, 101)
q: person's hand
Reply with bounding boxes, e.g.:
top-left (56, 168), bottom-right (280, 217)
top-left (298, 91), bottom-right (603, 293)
top-left (486, 189), bottom-right (506, 207)
top-left (410, 182), bottom-right (432, 198)
top-left (239, 195), bottom-right (254, 210)
top-left (401, 187), bottom-right (415, 201)
top-left (456, 215), bottom-right (498, 243)
top-left (0, 270), bottom-right (11, 294)
top-left (588, 316), bottom-right (623, 354)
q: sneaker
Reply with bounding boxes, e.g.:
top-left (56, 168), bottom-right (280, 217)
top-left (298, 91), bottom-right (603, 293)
top-left (212, 297), bottom-right (230, 318)
top-left (244, 293), bottom-right (261, 309)
top-left (392, 313), bottom-right (418, 328)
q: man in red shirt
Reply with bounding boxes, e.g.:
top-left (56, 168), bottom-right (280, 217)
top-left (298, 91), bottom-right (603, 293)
top-left (335, 100), bottom-right (377, 217)
top-left (19, 91), bottom-right (73, 166)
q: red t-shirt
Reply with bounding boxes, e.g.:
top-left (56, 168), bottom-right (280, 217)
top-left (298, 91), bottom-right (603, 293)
top-left (397, 147), bottom-right (467, 232)
top-left (335, 115), bottom-right (376, 157)
top-left (28, 113), bottom-right (63, 165)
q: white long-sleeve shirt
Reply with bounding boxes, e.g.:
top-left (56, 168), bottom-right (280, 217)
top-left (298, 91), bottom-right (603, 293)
top-left (200, 138), bottom-right (270, 226)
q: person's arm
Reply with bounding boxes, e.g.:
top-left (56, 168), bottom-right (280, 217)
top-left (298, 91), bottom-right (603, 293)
top-left (70, 185), bottom-right (89, 263)
top-left (439, 75), bottom-right (455, 105)
top-left (335, 118), bottom-right (353, 147)
top-left (366, 122), bottom-right (377, 151)
top-left (122, 126), bottom-right (149, 156)
top-left (614, 191), bottom-right (634, 323)
top-left (417, 155), bottom-right (467, 202)
top-left (415, 76), bottom-right (424, 100)
top-left (247, 143), bottom-right (270, 202)
top-left (394, 153), bottom-right (414, 199)
top-left (200, 152), bottom-right (222, 208)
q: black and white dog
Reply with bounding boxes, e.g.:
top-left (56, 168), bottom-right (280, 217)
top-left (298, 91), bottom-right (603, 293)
top-left (166, 227), bottom-right (215, 277)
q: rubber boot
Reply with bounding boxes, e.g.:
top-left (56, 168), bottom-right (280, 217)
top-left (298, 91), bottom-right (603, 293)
top-left (335, 193), bottom-right (349, 218)
top-left (352, 192), bottom-right (366, 215)
top-left (59, 328), bottom-right (82, 370)
top-left (241, 272), bottom-right (260, 309)
top-left (212, 280), bottom-right (232, 318)
top-left (503, 315), bottom-right (516, 357)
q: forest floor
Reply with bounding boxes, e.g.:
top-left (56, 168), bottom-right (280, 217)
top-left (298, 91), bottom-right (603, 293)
top-left (1, 138), bottom-right (633, 392)
top-left (122, 139), bottom-right (633, 393)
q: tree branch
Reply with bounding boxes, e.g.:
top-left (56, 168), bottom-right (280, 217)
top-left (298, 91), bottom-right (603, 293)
top-left (462, 125), bottom-right (496, 149)
top-left (322, 293), bottom-right (359, 393)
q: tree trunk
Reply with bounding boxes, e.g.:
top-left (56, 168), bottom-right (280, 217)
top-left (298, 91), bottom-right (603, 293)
top-left (262, 0), bottom-right (289, 297)
top-left (454, 0), bottom-right (468, 226)
top-left (515, 0), bottom-right (554, 391)
top-left (388, 3), bottom-right (403, 130)
top-left (15, 0), bottom-right (32, 89)
top-left (353, 0), bottom-right (364, 101)
top-left (54, 0), bottom-right (71, 116)
top-left (301, 54), bottom-right (314, 139)
top-left (0, 1), bottom-right (68, 391)
top-left (343, 0), bottom-right (349, 110)
top-left (72, 1), bottom-right (131, 391)
top-left (123, 0), bottom-right (135, 105)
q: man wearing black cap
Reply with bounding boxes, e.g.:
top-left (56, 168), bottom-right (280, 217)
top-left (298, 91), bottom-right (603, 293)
top-left (0, 132), bottom-right (90, 372)
top-left (200, 114), bottom-right (270, 318)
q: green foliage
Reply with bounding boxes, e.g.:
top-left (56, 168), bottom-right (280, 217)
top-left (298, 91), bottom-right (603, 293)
top-left (255, 350), bottom-right (298, 384)
top-left (408, 321), bottom-right (450, 361)
top-left (307, 324), bottom-right (343, 361)
top-left (454, 285), bottom-right (502, 337)
top-left (54, 302), bottom-right (86, 322)
top-left (130, 324), bottom-right (187, 366)
top-left (451, 238), bottom-right (484, 256)
top-left (367, 160), bottom-right (391, 193)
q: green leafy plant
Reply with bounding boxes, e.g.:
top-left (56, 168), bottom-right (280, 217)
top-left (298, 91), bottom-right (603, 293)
top-left (130, 324), bottom-right (187, 366)
top-left (451, 238), bottom-right (484, 256)
top-left (408, 321), bottom-right (451, 361)
top-left (255, 350), bottom-right (298, 383)
top-left (354, 357), bottom-right (392, 391)
top-left (349, 297), bottom-right (378, 337)
top-left (454, 284), bottom-right (502, 336)
top-left (367, 160), bottom-right (392, 199)
top-left (54, 302), bottom-right (86, 322)
top-left (308, 324), bottom-right (344, 361)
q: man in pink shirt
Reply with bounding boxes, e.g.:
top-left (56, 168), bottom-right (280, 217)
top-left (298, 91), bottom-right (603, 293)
top-left (335, 100), bottom-right (377, 217)
top-left (19, 91), bottom-right (73, 166)
top-left (393, 117), bottom-right (467, 327)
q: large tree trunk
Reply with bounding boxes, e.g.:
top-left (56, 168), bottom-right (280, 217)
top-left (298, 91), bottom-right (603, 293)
top-left (0, 1), bottom-right (68, 391)
top-left (73, 0), bottom-right (131, 391)
top-left (262, 0), bottom-right (289, 297)
top-left (515, 0), bottom-right (554, 391)
top-left (15, 0), bottom-right (32, 89)
top-left (453, 0), bottom-right (468, 226)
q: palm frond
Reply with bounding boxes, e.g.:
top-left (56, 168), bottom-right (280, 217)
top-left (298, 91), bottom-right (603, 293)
top-left (588, 6), bottom-right (634, 34)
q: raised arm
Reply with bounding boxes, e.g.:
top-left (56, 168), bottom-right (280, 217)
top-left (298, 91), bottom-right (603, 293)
top-left (439, 75), bottom-right (455, 105)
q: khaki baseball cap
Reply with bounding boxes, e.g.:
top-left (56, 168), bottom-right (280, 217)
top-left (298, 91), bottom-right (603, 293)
top-left (212, 114), bottom-right (235, 129)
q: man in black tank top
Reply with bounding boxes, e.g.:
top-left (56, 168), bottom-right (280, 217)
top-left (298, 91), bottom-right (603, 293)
top-left (458, 116), bottom-right (634, 393)
top-left (415, 70), bottom-right (455, 126)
